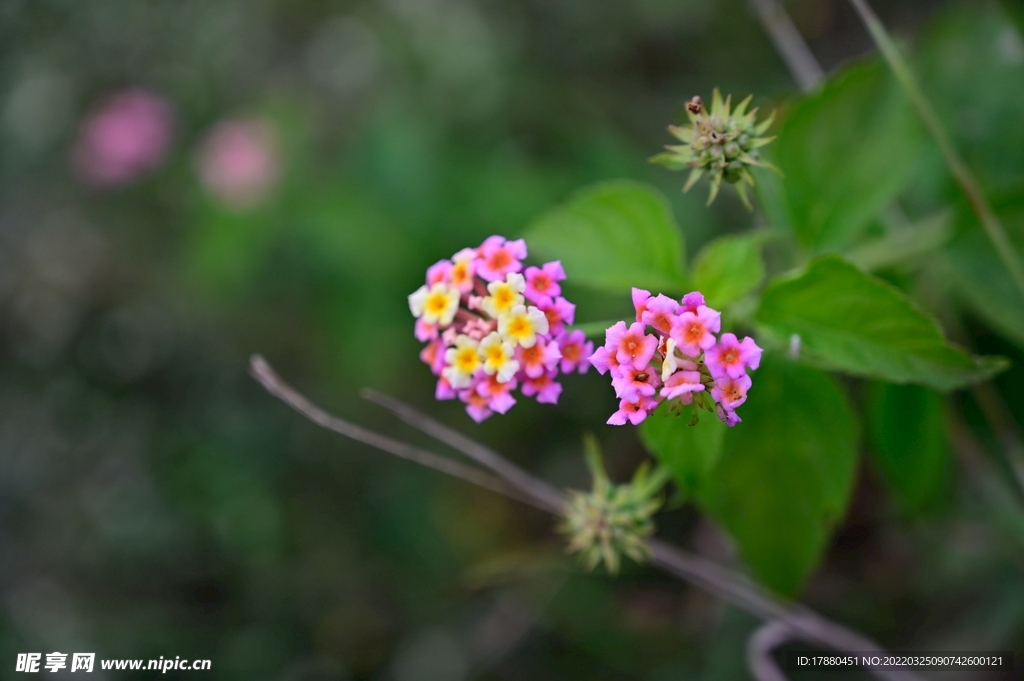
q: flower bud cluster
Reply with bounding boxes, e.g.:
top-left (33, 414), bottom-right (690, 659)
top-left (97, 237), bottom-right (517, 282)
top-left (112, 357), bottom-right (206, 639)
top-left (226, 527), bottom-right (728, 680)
top-left (589, 289), bottom-right (762, 427)
top-left (409, 236), bottom-right (592, 422)
top-left (650, 89), bottom-right (776, 209)
top-left (560, 438), bottom-right (666, 574)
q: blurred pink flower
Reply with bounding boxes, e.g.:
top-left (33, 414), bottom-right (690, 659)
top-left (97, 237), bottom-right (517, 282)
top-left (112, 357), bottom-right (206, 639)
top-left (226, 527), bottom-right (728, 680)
top-left (197, 118), bottom-right (280, 209)
top-left (72, 89), bottom-right (174, 187)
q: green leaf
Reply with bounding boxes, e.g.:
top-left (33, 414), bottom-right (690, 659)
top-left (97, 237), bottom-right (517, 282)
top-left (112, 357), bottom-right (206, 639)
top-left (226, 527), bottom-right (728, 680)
top-left (690, 232), bottom-right (770, 308)
top-left (918, 4), bottom-right (1024, 190)
top-left (756, 59), bottom-right (922, 252)
top-left (697, 356), bottom-right (858, 596)
top-left (945, 230), bottom-right (1024, 350)
top-left (866, 383), bottom-right (949, 512)
top-left (845, 211), bottom-right (953, 272)
top-left (639, 406), bottom-right (727, 497)
top-left (943, 185), bottom-right (1024, 350)
top-left (756, 255), bottom-right (1007, 391)
top-left (524, 180), bottom-right (687, 294)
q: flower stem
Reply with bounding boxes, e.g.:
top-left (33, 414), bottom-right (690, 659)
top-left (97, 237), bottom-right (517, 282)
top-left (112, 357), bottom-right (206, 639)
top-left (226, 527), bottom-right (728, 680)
top-left (747, 0), bottom-right (825, 91)
top-left (847, 0), bottom-right (1024, 299)
top-left (250, 355), bottom-right (923, 681)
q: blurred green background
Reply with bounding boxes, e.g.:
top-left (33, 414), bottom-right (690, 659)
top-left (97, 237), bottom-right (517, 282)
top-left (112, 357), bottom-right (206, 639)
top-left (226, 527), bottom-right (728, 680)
top-left (1, 0), bottom-right (1023, 679)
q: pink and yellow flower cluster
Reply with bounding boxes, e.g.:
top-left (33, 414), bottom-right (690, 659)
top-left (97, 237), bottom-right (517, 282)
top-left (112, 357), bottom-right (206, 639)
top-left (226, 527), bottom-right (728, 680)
top-left (590, 289), bottom-right (762, 427)
top-left (409, 236), bottom-right (592, 422)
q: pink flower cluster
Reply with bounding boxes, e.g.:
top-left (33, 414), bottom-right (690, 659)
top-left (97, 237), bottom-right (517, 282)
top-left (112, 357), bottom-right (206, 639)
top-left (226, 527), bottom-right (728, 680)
top-left (590, 289), bottom-right (761, 427)
top-left (409, 236), bottom-right (592, 422)
top-left (72, 89), bottom-right (174, 187)
top-left (197, 118), bottom-right (280, 209)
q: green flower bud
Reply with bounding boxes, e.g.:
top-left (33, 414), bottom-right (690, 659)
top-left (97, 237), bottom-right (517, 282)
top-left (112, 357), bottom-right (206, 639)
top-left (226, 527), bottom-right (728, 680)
top-left (558, 435), bottom-right (668, 574)
top-left (650, 89), bottom-right (779, 210)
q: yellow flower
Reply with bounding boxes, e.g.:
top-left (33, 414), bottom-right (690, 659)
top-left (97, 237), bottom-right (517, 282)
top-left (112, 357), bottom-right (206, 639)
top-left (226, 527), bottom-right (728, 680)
top-left (442, 335), bottom-right (482, 388)
top-left (479, 332), bottom-right (519, 383)
top-left (409, 282), bottom-right (460, 327)
top-left (498, 304), bottom-right (549, 348)
top-left (481, 272), bottom-right (525, 319)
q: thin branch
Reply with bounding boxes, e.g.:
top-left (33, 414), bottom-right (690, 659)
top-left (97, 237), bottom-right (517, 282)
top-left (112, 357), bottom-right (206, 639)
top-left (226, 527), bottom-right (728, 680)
top-left (249, 355), bottom-right (541, 508)
top-left (847, 0), bottom-right (1024, 300)
top-left (971, 382), bottom-right (1024, 499)
top-left (747, 0), bottom-right (825, 92)
top-left (754, 0), bottom-right (1024, 503)
top-left (649, 541), bottom-right (919, 681)
top-left (752, 0), bottom-right (1024, 299)
top-left (939, 313), bottom-right (1024, 502)
top-left (360, 388), bottom-right (567, 514)
top-left (948, 410), bottom-right (1024, 533)
top-left (250, 357), bottom-right (923, 681)
top-left (747, 621), bottom-right (796, 681)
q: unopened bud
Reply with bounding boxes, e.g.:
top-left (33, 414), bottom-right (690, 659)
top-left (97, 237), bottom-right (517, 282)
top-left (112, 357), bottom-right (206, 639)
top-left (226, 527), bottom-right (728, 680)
top-left (651, 88), bottom-right (778, 210)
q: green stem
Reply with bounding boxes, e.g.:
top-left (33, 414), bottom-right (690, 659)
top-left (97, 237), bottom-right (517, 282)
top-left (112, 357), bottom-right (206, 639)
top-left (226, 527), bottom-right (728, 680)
top-left (848, 0), bottom-right (1024, 299)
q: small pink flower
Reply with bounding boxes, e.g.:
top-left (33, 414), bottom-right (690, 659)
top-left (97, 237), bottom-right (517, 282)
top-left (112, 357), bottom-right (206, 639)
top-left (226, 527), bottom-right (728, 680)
top-left (420, 339), bottom-right (446, 375)
top-left (523, 261), bottom-right (566, 303)
top-left (476, 236), bottom-right (527, 282)
top-left (535, 295), bottom-right (575, 335)
top-left (606, 321), bottom-right (658, 371)
top-left (587, 346), bottom-right (620, 375)
top-left (427, 260), bottom-right (453, 286)
top-left (607, 396), bottom-right (658, 426)
top-left (711, 373), bottom-right (752, 411)
top-left (415, 319), bottom-right (438, 342)
top-left (632, 288), bottom-right (652, 323)
top-left (477, 374), bottom-right (517, 414)
top-left (556, 330), bottom-right (592, 374)
top-left (611, 365), bottom-right (660, 402)
top-left (462, 317), bottom-right (495, 341)
top-left (515, 337), bottom-right (562, 379)
top-left (521, 369), bottom-right (562, 404)
top-left (460, 386), bottom-right (493, 422)
top-left (661, 370), bottom-right (705, 401)
top-left (680, 291), bottom-right (706, 314)
top-left (705, 333), bottom-right (763, 380)
top-left (73, 89), bottom-right (174, 187)
top-left (197, 118), bottom-right (280, 208)
top-left (670, 306), bottom-right (721, 357)
top-left (641, 294), bottom-right (680, 335)
top-left (441, 326), bottom-right (459, 346)
top-left (436, 376), bottom-right (457, 400)
top-left (718, 404), bottom-right (742, 427)
top-left (449, 248), bottom-right (478, 293)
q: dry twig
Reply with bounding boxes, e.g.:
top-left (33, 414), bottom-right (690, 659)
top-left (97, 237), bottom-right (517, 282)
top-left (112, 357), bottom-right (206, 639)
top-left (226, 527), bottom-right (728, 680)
top-left (250, 354), bottom-right (922, 681)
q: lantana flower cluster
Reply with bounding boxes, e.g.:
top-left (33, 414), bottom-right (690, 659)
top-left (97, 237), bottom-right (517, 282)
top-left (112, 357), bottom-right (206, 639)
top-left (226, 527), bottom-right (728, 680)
top-left (589, 289), bottom-right (762, 427)
top-left (409, 236), bottom-right (592, 422)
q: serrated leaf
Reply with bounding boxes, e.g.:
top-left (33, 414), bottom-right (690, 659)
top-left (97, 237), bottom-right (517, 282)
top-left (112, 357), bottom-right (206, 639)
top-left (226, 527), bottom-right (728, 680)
top-left (867, 383), bottom-right (949, 512)
top-left (690, 232), bottom-right (770, 308)
top-left (755, 59), bottom-right (922, 252)
top-left (756, 255), bottom-right (1007, 391)
top-left (639, 406), bottom-right (726, 497)
top-left (697, 356), bottom-right (858, 596)
top-left (524, 180), bottom-right (687, 294)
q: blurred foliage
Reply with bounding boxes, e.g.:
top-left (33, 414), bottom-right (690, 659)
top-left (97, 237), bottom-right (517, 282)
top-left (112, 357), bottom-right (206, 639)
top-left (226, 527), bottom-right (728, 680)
top-left (526, 181), bottom-right (688, 294)
top-left (756, 60), bottom-right (923, 252)
top-left (689, 231), bottom-right (769, 309)
top-left (1, 0), bottom-right (1024, 680)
